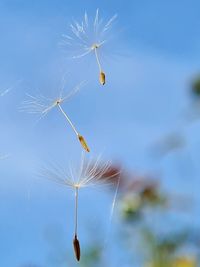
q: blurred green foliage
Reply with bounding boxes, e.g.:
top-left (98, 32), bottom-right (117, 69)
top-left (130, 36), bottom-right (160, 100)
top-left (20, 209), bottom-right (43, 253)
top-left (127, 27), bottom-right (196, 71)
top-left (192, 77), bottom-right (200, 98)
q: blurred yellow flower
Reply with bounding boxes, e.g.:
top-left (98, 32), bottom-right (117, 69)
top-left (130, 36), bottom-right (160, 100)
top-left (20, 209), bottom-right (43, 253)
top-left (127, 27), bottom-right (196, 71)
top-left (173, 257), bottom-right (197, 267)
top-left (145, 257), bottom-right (197, 267)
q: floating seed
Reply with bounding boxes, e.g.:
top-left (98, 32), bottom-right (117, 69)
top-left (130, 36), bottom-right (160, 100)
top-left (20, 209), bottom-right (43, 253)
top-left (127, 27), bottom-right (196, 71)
top-left (99, 71), bottom-right (106, 85)
top-left (73, 235), bottom-right (81, 261)
top-left (78, 135), bottom-right (90, 152)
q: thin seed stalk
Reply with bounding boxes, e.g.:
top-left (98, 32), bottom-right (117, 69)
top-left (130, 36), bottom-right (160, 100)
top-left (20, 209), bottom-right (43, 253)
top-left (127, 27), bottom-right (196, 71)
top-left (57, 104), bottom-right (90, 152)
top-left (94, 47), bottom-right (106, 85)
top-left (75, 187), bottom-right (78, 236)
top-left (57, 103), bottom-right (78, 135)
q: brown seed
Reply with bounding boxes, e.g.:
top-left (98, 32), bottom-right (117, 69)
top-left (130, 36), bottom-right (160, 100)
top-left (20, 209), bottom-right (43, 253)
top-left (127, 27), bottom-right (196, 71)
top-left (73, 235), bottom-right (81, 261)
top-left (78, 135), bottom-right (90, 152)
top-left (99, 71), bottom-right (106, 85)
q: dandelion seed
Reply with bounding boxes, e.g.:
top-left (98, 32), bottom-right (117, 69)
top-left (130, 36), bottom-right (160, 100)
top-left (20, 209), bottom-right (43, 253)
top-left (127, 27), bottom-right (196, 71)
top-left (61, 9), bottom-right (117, 85)
top-left (73, 186), bottom-right (81, 261)
top-left (73, 234), bottom-right (81, 261)
top-left (20, 80), bottom-right (90, 152)
top-left (40, 153), bottom-right (120, 261)
top-left (99, 71), bottom-right (105, 85)
top-left (78, 135), bottom-right (90, 152)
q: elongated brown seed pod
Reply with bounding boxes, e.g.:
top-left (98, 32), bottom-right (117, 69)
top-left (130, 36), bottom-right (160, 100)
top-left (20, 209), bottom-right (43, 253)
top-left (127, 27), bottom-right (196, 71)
top-left (78, 134), bottom-right (90, 152)
top-left (73, 235), bottom-right (81, 261)
top-left (99, 71), bottom-right (106, 85)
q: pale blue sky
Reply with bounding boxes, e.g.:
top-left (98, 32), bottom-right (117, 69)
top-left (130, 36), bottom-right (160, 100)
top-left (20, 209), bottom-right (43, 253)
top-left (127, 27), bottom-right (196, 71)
top-left (0, 1), bottom-right (200, 266)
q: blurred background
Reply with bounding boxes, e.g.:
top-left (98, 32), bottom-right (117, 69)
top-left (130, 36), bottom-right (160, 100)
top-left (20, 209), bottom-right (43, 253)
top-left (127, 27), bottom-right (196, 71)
top-left (0, 0), bottom-right (200, 266)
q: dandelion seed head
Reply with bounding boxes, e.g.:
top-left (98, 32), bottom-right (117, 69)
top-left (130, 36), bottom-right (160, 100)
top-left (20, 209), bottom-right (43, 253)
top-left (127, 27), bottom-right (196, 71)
top-left (55, 98), bottom-right (62, 105)
top-left (91, 43), bottom-right (101, 50)
top-left (61, 9), bottom-right (117, 59)
top-left (20, 79), bottom-right (85, 119)
top-left (40, 153), bottom-right (120, 190)
top-left (61, 10), bottom-right (117, 85)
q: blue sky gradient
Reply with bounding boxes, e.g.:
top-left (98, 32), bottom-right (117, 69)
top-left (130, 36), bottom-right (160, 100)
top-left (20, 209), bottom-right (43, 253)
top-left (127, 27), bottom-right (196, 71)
top-left (0, 1), bottom-right (200, 266)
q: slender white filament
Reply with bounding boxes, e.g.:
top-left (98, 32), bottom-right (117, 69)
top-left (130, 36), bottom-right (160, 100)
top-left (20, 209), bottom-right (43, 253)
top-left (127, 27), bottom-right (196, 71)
top-left (57, 103), bottom-right (79, 136)
top-left (94, 47), bottom-right (102, 72)
top-left (75, 187), bottom-right (79, 236)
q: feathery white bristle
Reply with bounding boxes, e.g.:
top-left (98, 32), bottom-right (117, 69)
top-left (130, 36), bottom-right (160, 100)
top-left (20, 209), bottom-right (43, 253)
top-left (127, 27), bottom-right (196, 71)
top-left (40, 153), bottom-right (119, 190)
top-left (61, 9), bottom-right (116, 60)
top-left (20, 81), bottom-right (85, 117)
